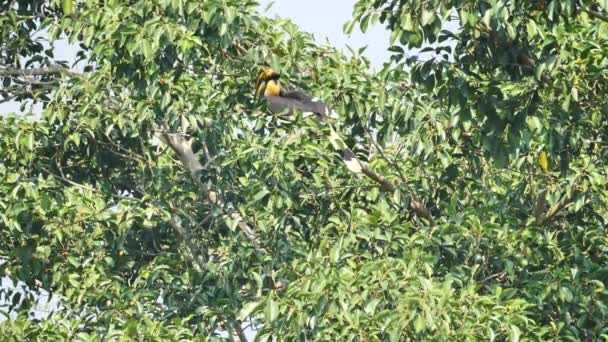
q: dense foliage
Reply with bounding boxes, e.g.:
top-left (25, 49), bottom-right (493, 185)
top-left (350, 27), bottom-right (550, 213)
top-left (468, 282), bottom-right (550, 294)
top-left (1, 0), bottom-right (607, 340)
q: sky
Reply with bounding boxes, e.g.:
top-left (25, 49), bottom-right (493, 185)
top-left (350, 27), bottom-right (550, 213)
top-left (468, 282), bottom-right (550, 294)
top-left (0, 0), bottom-right (390, 115)
top-left (260, 0), bottom-right (391, 66)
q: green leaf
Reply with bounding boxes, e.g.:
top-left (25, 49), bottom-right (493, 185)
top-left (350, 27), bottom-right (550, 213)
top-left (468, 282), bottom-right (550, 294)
top-left (238, 301), bottom-right (262, 320)
top-left (414, 315), bottom-right (425, 333)
top-left (219, 22), bottom-right (228, 36)
top-left (510, 324), bottom-right (521, 342)
top-left (526, 20), bottom-right (538, 39)
top-left (506, 23), bottom-right (516, 40)
top-left (390, 28), bottom-right (402, 46)
top-left (265, 299), bottom-right (279, 322)
top-left (252, 188), bottom-right (270, 203)
top-left (62, 0), bottom-right (74, 15)
top-left (535, 61), bottom-right (546, 81)
top-left (527, 116), bottom-right (542, 132)
top-left (142, 40), bottom-right (153, 60)
top-left (330, 236), bottom-right (344, 263)
top-left (560, 286), bottom-right (574, 302)
top-left (421, 11), bottom-right (434, 26)
top-left (571, 86), bottom-right (578, 102)
top-left (400, 14), bottom-right (414, 31)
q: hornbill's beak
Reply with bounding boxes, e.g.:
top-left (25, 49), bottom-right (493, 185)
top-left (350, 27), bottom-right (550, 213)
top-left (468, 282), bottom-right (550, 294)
top-left (255, 67), bottom-right (281, 97)
top-left (255, 76), bottom-right (266, 97)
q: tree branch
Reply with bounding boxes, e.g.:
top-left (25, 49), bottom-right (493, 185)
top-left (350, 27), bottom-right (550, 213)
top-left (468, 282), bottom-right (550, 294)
top-left (9, 76), bottom-right (60, 86)
top-left (229, 320), bottom-right (248, 342)
top-left (168, 215), bottom-right (207, 271)
top-left (537, 194), bottom-right (573, 226)
top-left (0, 65), bottom-right (80, 77)
top-left (585, 8), bottom-right (608, 22)
top-left (333, 131), bottom-right (434, 224)
top-left (0, 11), bottom-right (54, 20)
top-left (365, 129), bottom-right (433, 224)
top-left (533, 189), bottom-right (547, 224)
top-left (155, 131), bottom-right (205, 176)
top-left (533, 190), bottom-right (574, 226)
top-left (154, 128), bottom-right (260, 247)
top-left (366, 128), bottom-right (408, 185)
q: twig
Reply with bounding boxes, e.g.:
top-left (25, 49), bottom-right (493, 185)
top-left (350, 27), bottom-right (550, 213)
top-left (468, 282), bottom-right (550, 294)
top-left (41, 166), bottom-right (96, 193)
top-left (538, 195), bottom-right (572, 226)
top-left (481, 271), bottom-right (507, 283)
top-left (366, 128), bottom-right (407, 184)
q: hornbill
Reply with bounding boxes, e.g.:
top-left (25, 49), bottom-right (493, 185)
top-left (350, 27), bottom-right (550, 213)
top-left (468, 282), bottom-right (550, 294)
top-left (255, 66), bottom-right (332, 121)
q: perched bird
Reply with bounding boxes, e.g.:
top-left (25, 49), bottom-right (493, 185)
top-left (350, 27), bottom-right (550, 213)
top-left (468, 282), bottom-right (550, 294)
top-left (255, 66), bottom-right (332, 121)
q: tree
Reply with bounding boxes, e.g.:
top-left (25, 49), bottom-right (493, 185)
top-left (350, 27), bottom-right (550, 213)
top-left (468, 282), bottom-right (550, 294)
top-left (1, 0), bottom-right (607, 340)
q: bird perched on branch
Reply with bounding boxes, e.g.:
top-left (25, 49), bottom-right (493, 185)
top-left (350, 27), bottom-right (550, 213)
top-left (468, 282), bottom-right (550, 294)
top-left (255, 66), bottom-right (333, 121)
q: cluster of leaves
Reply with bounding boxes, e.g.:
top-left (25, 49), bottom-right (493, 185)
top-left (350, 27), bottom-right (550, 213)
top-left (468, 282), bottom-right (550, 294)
top-left (346, 0), bottom-right (608, 339)
top-left (0, 0), bottom-right (607, 341)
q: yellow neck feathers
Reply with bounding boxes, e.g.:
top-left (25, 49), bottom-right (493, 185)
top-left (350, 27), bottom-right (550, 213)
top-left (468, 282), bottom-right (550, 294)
top-left (264, 80), bottom-right (281, 96)
top-left (256, 67), bottom-right (282, 97)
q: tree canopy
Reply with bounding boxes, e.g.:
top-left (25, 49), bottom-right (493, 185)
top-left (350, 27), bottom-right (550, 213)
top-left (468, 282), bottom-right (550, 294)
top-left (1, 0), bottom-right (608, 340)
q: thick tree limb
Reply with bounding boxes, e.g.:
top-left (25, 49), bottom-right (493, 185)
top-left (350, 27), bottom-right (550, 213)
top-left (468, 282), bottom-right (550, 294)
top-left (229, 320), bottom-right (248, 342)
top-left (155, 131), bottom-right (205, 176)
top-left (0, 11), bottom-right (54, 20)
top-left (0, 65), bottom-right (80, 77)
top-left (410, 196), bottom-right (434, 225)
top-left (358, 163), bottom-right (396, 193)
top-left (365, 129), bottom-right (433, 224)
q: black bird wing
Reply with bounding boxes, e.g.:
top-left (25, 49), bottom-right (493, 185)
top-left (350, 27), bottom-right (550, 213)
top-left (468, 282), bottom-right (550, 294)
top-left (265, 90), bottom-right (330, 121)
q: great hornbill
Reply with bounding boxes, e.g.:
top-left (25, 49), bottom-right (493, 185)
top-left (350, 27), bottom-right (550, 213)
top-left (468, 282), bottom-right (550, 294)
top-left (255, 66), bottom-right (332, 121)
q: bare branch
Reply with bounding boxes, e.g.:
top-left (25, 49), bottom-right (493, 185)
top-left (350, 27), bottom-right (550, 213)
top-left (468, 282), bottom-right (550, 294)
top-left (0, 85), bottom-right (51, 104)
top-left (0, 11), bottom-right (55, 20)
top-left (155, 132), bottom-right (205, 176)
top-left (0, 65), bottom-right (80, 77)
top-left (347, 128), bottom-right (434, 224)
top-left (40, 166), bottom-right (97, 193)
top-left (411, 197), bottom-right (434, 225)
top-left (359, 164), bottom-right (396, 193)
top-left (229, 320), bottom-right (248, 342)
top-left (9, 76), bottom-right (60, 86)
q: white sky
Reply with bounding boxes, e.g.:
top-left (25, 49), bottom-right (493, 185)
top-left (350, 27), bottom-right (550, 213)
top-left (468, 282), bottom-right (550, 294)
top-left (261, 0), bottom-right (390, 66)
